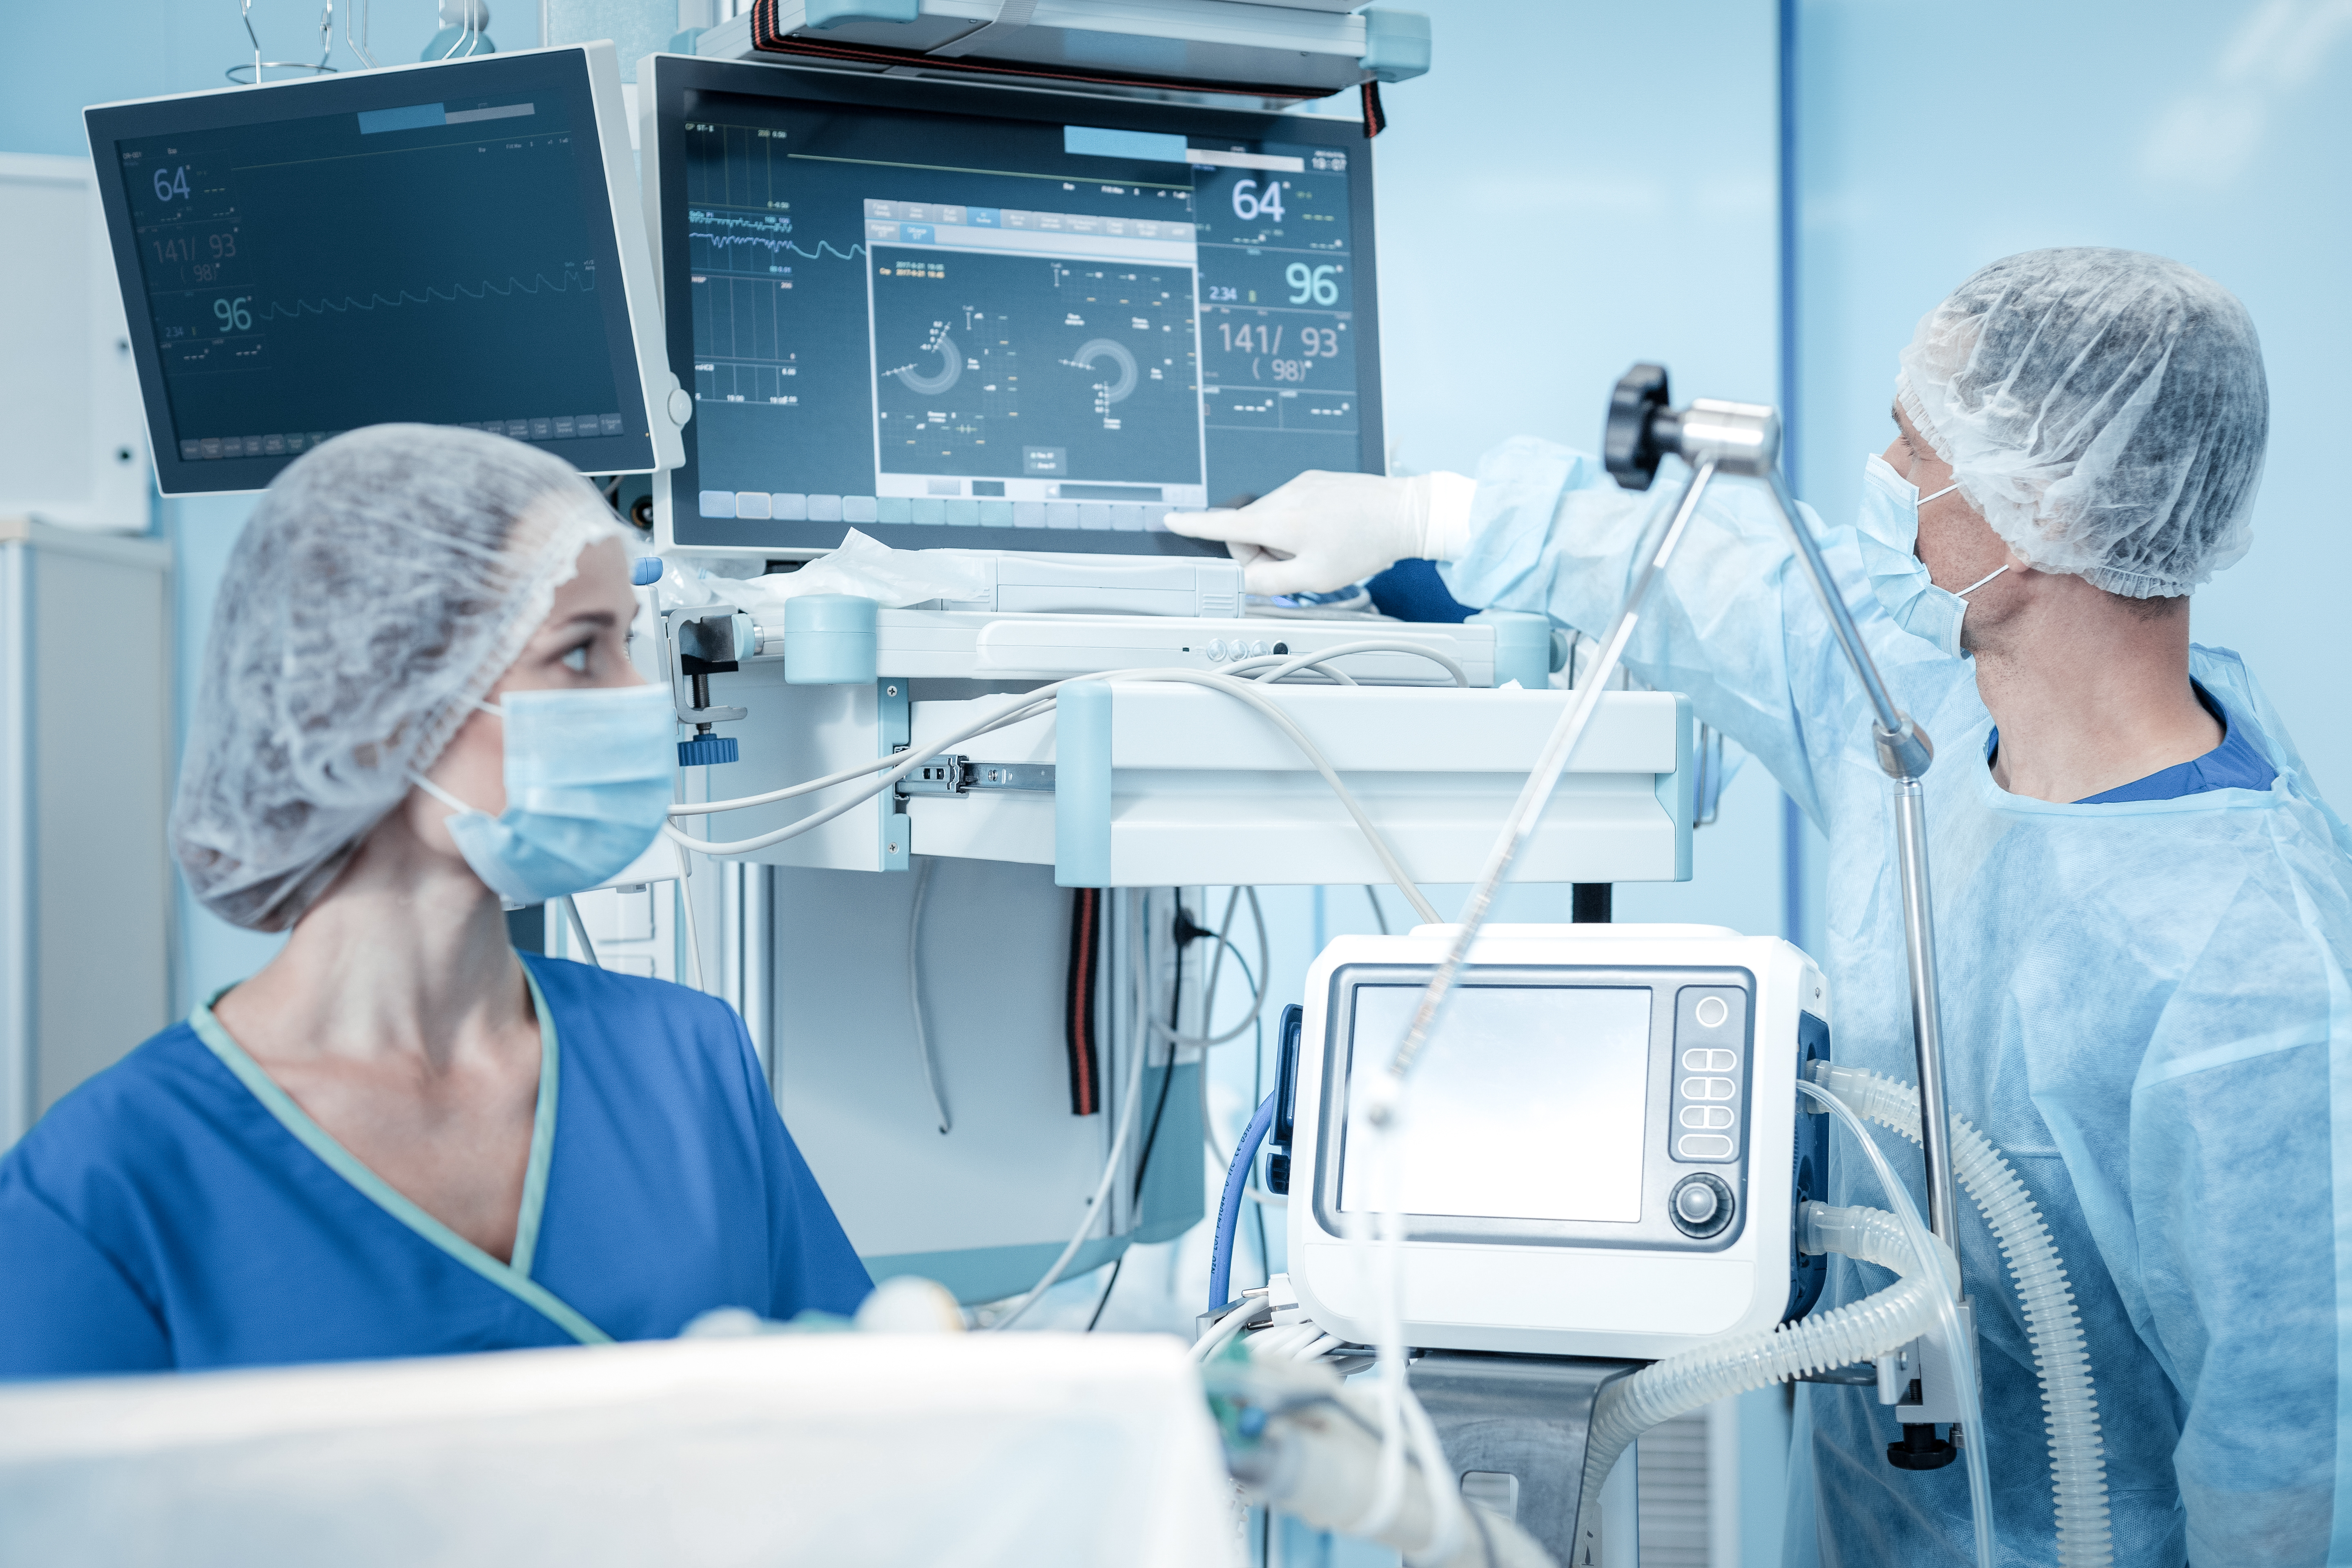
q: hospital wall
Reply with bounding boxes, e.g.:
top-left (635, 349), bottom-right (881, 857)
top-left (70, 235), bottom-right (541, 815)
top-left (1788, 0), bottom-right (2352, 804)
top-left (1373, 0), bottom-right (1791, 942)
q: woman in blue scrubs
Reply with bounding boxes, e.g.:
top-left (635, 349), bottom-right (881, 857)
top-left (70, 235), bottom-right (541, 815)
top-left (0, 426), bottom-right (871, 1375)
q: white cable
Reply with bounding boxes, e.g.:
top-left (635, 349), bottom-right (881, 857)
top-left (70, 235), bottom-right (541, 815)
top-left (1255, 1322), bottom-right (1321, 1358)
top-left (988, 888), bottom-right (1153, 1332)
top-left (662, 690), bottom-right (1061, 853)
top-left (1121, 671), bottom-right (1439, 923)
top-left (1190, 1295), bottom-right (1269, 1362)
top-left (557, 895), bottom-right (600, 969)
top-left (1243, 639), bottom-right (1469, 689)
top-left (1228, 654), bottom-right (1359, 685)
top-left (665, 750), bottom-right (910, 815)
top-left (668, 690), bottom-right (1059, 819)
top-left (907, 857), bottom-right (950, 1135)
top-left (665, 670), bottom-right (1440, 923)
top-left (675, 859), bottom-right (706, 992)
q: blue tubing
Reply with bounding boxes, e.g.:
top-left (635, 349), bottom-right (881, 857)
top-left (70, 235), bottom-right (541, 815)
top-left (1209, 1090), bottom-right (1280, 1315)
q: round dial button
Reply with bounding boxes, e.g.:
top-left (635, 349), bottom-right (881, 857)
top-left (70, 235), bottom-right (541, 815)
top-left (1695, 996), bottom-right (1730, 1028)
top-left (1669, 1174), bottom-right (1736, 1239)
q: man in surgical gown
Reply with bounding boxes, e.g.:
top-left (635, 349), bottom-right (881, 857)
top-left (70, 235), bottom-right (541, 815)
top-left (1172, 248), bottom-right (2352, 1563)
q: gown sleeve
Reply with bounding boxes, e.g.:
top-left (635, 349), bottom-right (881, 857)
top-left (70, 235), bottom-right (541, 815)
top-left (1435, 435), bottom-right (1875, 832)
top-left (720, 1009), bottom-right (873, 1319)
top-left (0, 1166), bottom-right (172, 1378)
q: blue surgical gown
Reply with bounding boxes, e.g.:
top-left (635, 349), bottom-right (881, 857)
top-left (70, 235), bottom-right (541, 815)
top-left (0, 954), bottom-right (871, 1377)
top-left (1441, 437), bottom-right (2352, 1566)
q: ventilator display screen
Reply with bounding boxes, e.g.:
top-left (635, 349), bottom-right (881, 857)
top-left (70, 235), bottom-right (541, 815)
top-left (1340, 984), bottom-right (1655, 1224)
top-left (648, 57), bottom-right (1384, 555)
top-left (89, 49), bottom-right (657, 493)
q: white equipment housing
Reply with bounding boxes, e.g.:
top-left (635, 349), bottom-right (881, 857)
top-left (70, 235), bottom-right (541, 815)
top-left (686, 0), bottom-right (1431, 101)
top-left (0, 1334), bottom-right (1233, 1568)
top-left (1288, 923), bottom-right (1831, 1360)
top-left (664, 608), bottom-right (1699, 887)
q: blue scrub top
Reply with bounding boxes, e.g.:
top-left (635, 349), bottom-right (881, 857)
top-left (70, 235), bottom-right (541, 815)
top-left (1985, 679), bottom-right (2278, 803)
top-left (0, 954), bottom-right (872, 1378)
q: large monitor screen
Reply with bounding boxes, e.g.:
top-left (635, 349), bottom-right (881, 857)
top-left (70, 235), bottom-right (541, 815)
top-left (1340, 984), bottom-right (1655, 1224)
top-left (646, 55), bottom-right (1384, 556)
top-left (87, 46), bottom-right (669, 494)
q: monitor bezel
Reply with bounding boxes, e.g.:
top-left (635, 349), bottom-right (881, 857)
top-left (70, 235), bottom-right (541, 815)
top-left (640, 51), bottom-right (1386, 560)
top-left (84, 42), bottom-right (682, 498)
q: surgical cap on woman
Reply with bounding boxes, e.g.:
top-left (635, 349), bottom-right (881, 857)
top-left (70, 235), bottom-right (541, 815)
top-left (172, 425), bottom-right (629, 931)
top-left (1895, 247), bottom-right (2268, 599)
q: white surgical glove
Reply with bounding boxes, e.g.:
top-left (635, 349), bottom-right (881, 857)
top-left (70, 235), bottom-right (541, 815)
top-left (1165, 470), bottom-right (1474, 597)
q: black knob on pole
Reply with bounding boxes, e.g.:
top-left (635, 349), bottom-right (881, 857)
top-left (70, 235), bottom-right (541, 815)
top-left (1604, 363), bottom-right (1673, 492)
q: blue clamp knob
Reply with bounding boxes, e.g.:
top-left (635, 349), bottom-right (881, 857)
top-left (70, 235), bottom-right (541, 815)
top-left (677, 735), bottom-right (738, 767)
top-left (631, 556), bottom-right (665, 587)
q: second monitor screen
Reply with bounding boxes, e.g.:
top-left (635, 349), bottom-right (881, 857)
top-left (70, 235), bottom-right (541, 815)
top-left (673, 80), bottom-right (1372, 550)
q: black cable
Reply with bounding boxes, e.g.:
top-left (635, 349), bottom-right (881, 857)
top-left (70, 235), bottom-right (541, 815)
top-left (1132, 890), bottom-right (1184, 1204)
top-left (1084, 1255), bottom-right (1124, 1332)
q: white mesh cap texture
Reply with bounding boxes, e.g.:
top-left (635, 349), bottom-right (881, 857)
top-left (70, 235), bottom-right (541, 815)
top-left (171, 425), bottom-right (629, 932)
top-left (1895, 247), bottom-right (2269, 599)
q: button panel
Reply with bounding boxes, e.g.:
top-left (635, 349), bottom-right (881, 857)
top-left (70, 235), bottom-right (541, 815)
top-left (1670, 986), bottom-right (1750, 1164)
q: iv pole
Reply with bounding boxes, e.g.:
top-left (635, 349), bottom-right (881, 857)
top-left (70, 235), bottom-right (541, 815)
top-left (1600, 364), bottom-right (1969, 1464)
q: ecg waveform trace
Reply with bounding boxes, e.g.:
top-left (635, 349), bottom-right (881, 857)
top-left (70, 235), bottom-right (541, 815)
top-left (689, 209), bottom-right (863, 269)
top-left (243, 262), bottom-right (599, 324)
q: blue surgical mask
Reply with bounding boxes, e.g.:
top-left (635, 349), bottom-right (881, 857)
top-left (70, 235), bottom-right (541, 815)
top-left (413, 684), bottom-right (676, 903)
top-left (1853, 453), bottom-right (2009, 659)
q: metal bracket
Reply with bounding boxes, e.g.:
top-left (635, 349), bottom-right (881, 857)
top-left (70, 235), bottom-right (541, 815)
top-left (895, 753), bottom-right (1055, 798)
top-left (1885, 1297), bottom-right (1980, 1423)
top-left (660, 608), bottom-right (751, 728)
top-left (878, 679), bottom-right (910, 871)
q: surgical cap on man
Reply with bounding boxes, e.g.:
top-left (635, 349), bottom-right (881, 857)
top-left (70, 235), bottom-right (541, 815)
top-left (171, 425), bottom-right (630, 931)
top-left (1895, 247), bottom-right (2268, 599)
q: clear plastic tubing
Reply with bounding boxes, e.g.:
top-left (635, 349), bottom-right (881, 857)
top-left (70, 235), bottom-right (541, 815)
top-left (1813, 1063), bottom-right (2110, 1567)
top-left (1575, 1080), bottom-right (1998, 1568)
top-left (1576, 1204), bottom-right (1949, 1538)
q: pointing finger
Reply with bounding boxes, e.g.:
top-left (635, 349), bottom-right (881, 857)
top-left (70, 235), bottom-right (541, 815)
top-left (1162, 508), bottom-right (1254, 541)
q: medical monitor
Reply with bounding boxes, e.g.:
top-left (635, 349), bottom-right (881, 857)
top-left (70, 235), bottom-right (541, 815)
top-left (641, 54), bottom-right (1385, 557)
top-left (86, 44), bottom-right (678, 496)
